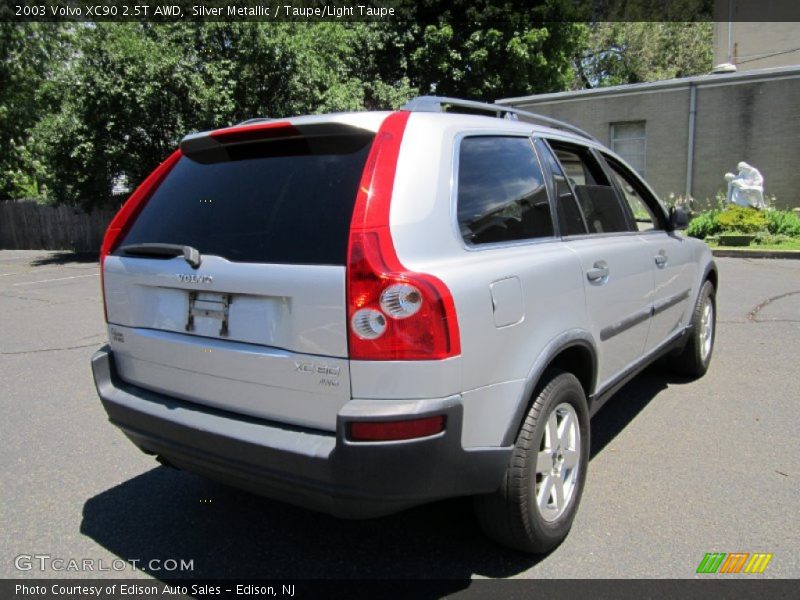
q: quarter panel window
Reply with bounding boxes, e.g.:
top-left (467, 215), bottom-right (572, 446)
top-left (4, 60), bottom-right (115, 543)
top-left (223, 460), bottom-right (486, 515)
top-left (457, 136), bottom-right (554, 245)
top-left (604, 154), bottom-right (664, 231)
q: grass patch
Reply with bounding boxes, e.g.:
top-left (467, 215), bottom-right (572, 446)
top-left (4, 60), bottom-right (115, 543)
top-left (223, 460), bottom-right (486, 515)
top-left (707, 239), bottom-right (800, 252)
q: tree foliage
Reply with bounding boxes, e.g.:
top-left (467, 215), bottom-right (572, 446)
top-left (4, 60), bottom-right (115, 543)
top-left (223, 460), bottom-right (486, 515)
top-left (1, 14), bottom-right (712, 209)
top-left (30, 22), bottom-right (418, 208)
top-left (573, 22), bottom-right (713, 88)
top-left (398, 0), bottom-right (587, 100)
top-left (0, 23), bottom-right (71, 199)
top-left (35, 24), bottom-right (210, 206)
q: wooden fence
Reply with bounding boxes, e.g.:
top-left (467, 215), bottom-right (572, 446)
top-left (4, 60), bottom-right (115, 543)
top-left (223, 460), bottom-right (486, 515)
top-left (0, 200), bottom-right (116, 252)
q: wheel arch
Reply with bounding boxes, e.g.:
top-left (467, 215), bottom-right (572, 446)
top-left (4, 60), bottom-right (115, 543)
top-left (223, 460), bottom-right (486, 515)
top-left (500, 330), bottom-right (597, 446)
top-left (704, 261), bottom-right (718, 292)
top-left (684, 260), bottom-right (718, 328)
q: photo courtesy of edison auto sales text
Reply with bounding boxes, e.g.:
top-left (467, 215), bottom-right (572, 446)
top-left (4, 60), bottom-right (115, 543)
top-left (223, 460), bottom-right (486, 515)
top-left (15, 584), bottom-right (297, 597)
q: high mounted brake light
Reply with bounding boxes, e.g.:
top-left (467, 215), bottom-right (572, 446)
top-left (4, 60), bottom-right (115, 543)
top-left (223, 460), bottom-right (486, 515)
top-left (346, 111), bottom-right (461, 360)
top-left (99, 149), bottom-right (182, 322)
top-left (209, 120), bottom-right (297, 144)
top-left (179, 121), bottom-right (299, 156)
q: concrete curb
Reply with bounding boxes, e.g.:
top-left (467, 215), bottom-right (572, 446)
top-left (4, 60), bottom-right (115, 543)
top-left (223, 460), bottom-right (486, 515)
top-left (712, 249), bottom-right (800, 259)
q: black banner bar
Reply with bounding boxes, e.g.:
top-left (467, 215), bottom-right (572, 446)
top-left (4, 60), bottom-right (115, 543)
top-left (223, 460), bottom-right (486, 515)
top-left (3, 0), bottom-right (800, 24)
top-left (3, 579), bottom-right (800, 600)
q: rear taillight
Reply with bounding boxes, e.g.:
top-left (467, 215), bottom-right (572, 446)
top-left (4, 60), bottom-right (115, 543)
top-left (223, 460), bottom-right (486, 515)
top-left (99, 149), bottom-right (182, 322)
top-left (349, 416), bottom-right (446, 442)
top-left (346, 111), bottom-right (460, 361)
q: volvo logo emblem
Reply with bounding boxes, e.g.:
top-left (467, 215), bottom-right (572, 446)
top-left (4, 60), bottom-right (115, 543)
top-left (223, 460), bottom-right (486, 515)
top-left (177, 273), bottom-right (213, 284)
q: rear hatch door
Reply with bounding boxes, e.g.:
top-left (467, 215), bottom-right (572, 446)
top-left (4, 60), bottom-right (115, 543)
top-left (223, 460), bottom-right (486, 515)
top-left (104, 121), bottom-right (377, 431)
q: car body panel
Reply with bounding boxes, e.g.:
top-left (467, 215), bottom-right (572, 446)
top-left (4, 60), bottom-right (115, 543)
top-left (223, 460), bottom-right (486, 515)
top-left (640, 232), bottom-right (697, 352)
top-left (563, 235), bottom-right (655, 389)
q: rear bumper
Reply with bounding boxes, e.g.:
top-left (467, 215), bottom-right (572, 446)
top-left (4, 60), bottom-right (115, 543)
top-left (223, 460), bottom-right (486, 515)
top-left (91, 346), bottom-right (511, 518)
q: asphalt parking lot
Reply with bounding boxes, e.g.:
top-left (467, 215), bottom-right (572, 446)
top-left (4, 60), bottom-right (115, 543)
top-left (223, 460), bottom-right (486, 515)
top-left (1, 250), bottom-right (798, 583)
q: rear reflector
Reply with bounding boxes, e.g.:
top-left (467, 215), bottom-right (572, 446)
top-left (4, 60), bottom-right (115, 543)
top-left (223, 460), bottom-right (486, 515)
top-left (348, 416), bottom-right (445, 442)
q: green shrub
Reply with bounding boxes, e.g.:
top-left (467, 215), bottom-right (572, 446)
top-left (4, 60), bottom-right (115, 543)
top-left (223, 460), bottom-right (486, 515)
top-left (764, 209), bottom-right (800, 237)
top-left (686, 209), bottom-right (721, 239)
top-left (753, 233), bottom-right (794, 246)
top-left (686, 202), bottom-right (800, 240)
top-left (714, 206), bottom-right (767, 234)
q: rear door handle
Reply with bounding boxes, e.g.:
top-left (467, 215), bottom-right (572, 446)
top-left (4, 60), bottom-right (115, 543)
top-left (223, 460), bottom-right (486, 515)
top-left (586, 261), bottom-right (609, 283)
top-left (655, 251), bottom-right (668, 268)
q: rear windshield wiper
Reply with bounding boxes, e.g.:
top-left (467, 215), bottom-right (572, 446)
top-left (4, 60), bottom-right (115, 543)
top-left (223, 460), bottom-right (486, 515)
top-left (119, 243), bottom-right (202, 269)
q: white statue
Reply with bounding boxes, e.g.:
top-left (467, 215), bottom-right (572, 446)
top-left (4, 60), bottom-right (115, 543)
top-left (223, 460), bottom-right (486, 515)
top-left (725, 162), bottom-right (765, 209)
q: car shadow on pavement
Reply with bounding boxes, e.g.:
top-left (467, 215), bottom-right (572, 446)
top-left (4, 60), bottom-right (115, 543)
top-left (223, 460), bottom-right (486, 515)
top-left (589, 363), bottom-right (677, 459)
top-left (80, 468), bottom-right (534, 584)
top-left (80, 364), bottom-right (683, 583)
top-left (31, 251), bottom-right (99, 266)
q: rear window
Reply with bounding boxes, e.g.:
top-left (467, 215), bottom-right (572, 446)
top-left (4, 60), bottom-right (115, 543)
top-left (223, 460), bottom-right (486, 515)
top-left (117, 134), bottom-right (374, 265)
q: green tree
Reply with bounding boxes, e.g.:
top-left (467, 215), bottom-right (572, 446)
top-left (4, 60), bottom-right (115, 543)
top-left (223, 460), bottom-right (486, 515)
top-left (186, 22), bottom-right (414, 123)
top-left (25, 8), bottom-right (647, 209)
top-left (0, 23), bottom-right (70, 199)
top-left (397, 0), bottom-right (587, 100)
top-left (35, 24), bottom-right (209, 208)
top-left (573, 22), bottom-right (713, 89)
top-left (35, 22), bottom-right (415, 208)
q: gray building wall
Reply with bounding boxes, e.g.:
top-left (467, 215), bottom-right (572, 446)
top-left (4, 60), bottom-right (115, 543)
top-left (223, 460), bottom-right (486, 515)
top-left (500, 68), bottom-right (800, 209)
top-left (508, 88), bottom-right (691, 203)
top-left (692, 76), bottom-right (800, 208)
top-left (714, 22), bottom-right (800, 71)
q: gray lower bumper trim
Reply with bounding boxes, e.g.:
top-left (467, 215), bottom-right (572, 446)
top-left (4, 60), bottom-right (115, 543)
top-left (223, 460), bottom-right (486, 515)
top-left (91, 347), bottom-right (512, 518)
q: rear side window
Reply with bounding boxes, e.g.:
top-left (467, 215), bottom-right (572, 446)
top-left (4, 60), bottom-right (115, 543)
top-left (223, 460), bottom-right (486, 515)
top-left (535, 139), bottom-right (587, 236)
top-left (548, 141), bottom-right (632, 234)
top-left (117, 135), bottom-right (374, 265)
top-left (457, 136), bottom-right (553, 245)
top-left (603, 154), bottom-right (663, 231)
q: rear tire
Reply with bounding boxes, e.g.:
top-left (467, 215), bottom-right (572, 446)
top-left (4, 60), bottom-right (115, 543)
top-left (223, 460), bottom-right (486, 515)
top-left (475, 370), bottom-right (589, 553)
top-left (672, 280), bottom-right (716, 378)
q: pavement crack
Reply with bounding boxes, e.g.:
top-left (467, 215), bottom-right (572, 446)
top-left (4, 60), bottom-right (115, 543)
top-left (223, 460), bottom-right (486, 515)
top-left (743, 258), bottom-right (800, 270)
top-left (77, 333), bottom-right (107, 342)
top-left (747, 290), bottom-right (800, 322)
top-left (753, 319), bottom-right (800, 323)
top-left (1, 342), bottom-right (101, 356)
top-left (0, 292), bottom-right (53, 304)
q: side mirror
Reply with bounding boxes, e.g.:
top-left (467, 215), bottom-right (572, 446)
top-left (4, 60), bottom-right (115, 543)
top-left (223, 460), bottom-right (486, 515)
top-left (670, 206), bottom-right (689, 230)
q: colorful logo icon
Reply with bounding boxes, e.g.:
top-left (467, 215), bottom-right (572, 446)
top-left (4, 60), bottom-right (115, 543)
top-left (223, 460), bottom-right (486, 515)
top-left (696, 552), bottom-right (773, 574)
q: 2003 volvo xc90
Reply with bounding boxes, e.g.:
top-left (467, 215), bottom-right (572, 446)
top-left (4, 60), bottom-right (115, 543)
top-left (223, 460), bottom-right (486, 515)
top-left (92, 97), bottom-right (717, 552)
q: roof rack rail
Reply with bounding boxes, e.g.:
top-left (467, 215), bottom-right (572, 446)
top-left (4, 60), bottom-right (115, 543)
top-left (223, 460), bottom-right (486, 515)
top-left (401, 96), bottom-right (598, 142)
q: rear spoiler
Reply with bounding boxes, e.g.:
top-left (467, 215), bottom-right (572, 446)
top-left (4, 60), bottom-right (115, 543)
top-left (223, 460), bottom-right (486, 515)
top-left (180, 121), bottom-right (374, 158)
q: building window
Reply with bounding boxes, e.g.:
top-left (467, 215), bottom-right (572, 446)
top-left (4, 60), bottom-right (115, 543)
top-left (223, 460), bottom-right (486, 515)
top-left (610, 121), bottom-right (646, 177)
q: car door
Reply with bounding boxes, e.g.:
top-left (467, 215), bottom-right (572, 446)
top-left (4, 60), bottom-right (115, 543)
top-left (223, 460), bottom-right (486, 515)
top-left (601, 153), bottom-right (697, 354)
top-left (537, 139), bottom-right (655, 390)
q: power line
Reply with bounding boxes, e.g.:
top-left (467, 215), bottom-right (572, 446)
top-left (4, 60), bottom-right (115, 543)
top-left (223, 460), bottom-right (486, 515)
top-left (737, 46), bottom-right (800, 64)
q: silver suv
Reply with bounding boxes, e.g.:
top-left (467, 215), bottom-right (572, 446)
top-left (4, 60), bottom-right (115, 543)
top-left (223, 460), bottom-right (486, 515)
top-left (92, 97), bottom-right (717, 553)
